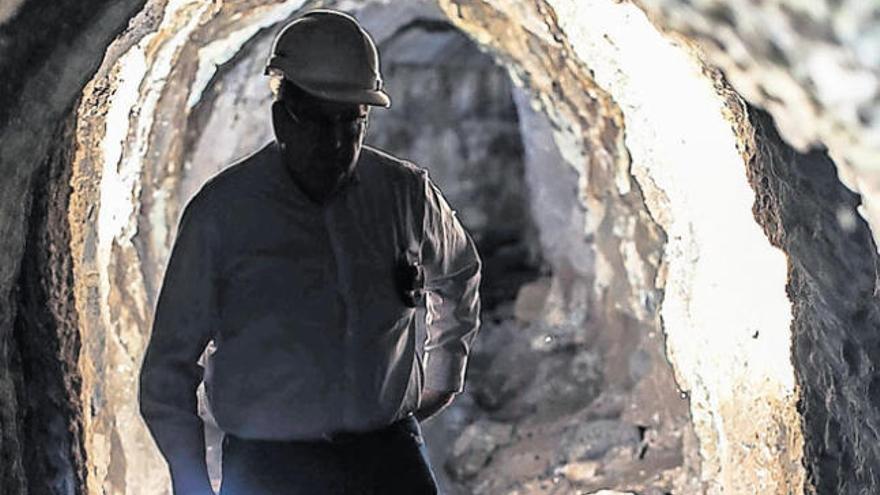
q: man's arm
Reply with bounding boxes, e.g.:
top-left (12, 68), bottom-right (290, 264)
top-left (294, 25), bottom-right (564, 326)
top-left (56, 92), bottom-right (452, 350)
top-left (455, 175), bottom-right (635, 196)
top-left (416, 171), bottom-right (482, 420)
top-left (139, 195), bottom-right (220, 495)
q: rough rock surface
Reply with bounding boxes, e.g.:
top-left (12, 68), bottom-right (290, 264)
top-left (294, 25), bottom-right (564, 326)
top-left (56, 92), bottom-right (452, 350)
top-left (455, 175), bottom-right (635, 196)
top-left (746, 107), bottom-right (880, 495)
top-left (435, 2), bottom-right (801, 492)
top-left (12, 116), bottom-right (86, 495)
top-left (635, 0), bottom-right (880, 246)
top-left (364, 7), bottom-right (698, 494)
top-left (0, 1), bottom-right (147, 493)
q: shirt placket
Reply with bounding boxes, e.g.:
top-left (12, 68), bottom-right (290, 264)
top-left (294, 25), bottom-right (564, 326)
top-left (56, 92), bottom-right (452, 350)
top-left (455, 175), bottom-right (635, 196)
top-left (322, 197), bottom-right (356, 428)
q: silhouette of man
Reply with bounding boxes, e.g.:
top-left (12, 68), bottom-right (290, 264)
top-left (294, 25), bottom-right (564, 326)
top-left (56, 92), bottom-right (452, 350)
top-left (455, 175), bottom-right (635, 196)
top-left (138, 9), bottom-right (482, 495)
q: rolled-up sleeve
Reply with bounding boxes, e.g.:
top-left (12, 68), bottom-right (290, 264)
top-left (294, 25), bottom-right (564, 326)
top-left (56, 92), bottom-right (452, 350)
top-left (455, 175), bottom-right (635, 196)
top-left (139, 192), bottom-right (220, 494)
top-left (419, 171), bottom-right (482, 393)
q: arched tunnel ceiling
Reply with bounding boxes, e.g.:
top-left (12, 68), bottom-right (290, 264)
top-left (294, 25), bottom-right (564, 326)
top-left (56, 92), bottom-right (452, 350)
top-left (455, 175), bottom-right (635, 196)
top-left (0, 0), bottom-right (878, 494)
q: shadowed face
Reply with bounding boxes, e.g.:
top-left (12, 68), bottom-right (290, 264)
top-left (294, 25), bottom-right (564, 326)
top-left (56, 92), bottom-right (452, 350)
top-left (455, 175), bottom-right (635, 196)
top-left (272, 80), bottom-right (370, 181)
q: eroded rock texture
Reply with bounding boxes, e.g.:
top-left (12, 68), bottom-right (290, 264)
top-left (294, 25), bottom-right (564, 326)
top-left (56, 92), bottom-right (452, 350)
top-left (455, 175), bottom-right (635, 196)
top-left (12, 116), bottom-right (86, 495)
top-left (746, 107), bottom-right (880, 495)
top-left (0, 1), bottom-right (146, 493)
top-left (364, 20), bottom-right (697, 493)
top-left (636, 0), bottom-right (880, 242)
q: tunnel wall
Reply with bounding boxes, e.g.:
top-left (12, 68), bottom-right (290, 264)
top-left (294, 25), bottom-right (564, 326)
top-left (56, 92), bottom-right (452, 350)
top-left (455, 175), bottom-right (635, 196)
top-left (480, 1), bottom-right (801, 491)
top-left (746, 107), bottom-right (880, 494)
top-left (635, 0), bottom-right (880, 247)
top-left (0, 0), bottom-right (878, 494)
top-left (11, 115), bottom-right (86, 495)
top-left (0, 2), bottom-right (146, 493)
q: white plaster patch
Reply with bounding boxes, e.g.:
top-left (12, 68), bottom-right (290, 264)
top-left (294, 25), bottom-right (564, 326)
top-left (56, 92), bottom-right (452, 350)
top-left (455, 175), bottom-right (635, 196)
top-left (98, 0), bottom-right (214, 320)
top-left (98, 47), bottom-right (148, 257)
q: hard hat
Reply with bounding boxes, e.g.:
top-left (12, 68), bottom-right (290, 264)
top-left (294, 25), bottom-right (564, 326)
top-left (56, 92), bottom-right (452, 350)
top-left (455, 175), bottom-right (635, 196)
top-left (265, 9), bottom-right (391, 108)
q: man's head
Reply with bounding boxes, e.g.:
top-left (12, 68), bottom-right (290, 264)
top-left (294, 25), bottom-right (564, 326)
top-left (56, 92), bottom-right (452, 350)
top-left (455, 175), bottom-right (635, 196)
top-left (270, 75), bottom-right (370, 178)
top-left (265, 10), bottom-right (390, 181)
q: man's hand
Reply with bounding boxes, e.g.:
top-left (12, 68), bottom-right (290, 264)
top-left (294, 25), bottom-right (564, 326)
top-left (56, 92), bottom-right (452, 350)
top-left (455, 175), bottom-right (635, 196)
top-left (415, 388), bottom-right (457, 422)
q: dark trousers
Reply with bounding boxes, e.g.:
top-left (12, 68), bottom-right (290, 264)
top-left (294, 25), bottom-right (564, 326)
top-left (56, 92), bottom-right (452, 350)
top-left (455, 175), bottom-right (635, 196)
top-left (218, 415), bottom-right (439, 495)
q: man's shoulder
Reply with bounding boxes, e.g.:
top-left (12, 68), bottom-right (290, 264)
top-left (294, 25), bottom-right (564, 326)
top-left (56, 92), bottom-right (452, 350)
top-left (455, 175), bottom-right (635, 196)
top-left (361, 145), bottom-right (428, 183)
top-left (187, 142), bottom-right (275, 212)
top-left (204, 141), bottom-right (275, 194)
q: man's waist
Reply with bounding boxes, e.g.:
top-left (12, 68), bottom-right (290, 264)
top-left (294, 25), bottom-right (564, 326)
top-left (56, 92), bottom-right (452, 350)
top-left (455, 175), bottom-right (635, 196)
top-left (223, 413), bottom-right (419, 447)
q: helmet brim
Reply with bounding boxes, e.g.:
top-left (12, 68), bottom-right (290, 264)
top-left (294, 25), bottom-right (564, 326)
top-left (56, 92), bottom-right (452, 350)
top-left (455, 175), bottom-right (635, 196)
top-left (264, 62), bottom-right (392, 108)
top-left (300, 83), bottom-right (392, 108)
top-left (281, 75), bottom-right (392, 108)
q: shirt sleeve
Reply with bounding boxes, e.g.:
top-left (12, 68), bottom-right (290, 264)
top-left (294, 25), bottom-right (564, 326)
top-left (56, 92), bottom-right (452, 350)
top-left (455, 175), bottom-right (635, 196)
top-left (419, 171), bottom-right (482, 393)
top-left (138, 193), bottom-right (220, 494)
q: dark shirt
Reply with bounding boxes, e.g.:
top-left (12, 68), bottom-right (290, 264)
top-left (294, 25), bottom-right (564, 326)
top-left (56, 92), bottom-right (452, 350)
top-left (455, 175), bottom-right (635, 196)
top-left (138, 141), bottom-right (481, 492)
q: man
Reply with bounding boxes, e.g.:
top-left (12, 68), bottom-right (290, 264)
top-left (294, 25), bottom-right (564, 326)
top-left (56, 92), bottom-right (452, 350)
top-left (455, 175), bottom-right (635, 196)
top-left (138, 9), bottom-right (482, 495)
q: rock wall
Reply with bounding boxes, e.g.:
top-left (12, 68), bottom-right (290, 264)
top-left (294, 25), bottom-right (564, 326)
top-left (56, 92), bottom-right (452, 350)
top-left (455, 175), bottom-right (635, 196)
top-left (11, 116), bottom-right (86, 495)
top-left (0, 1), bottom-right (147, 493)
top-left (472, 2), bottom-right (804, 492)
top-left (635, 0), bottom-right (880, 248)
top-left (746, 107), bottom-right (880, 495)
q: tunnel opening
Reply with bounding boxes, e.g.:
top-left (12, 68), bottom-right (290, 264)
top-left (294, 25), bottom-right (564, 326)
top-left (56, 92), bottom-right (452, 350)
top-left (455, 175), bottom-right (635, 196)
top-left (179, 17), bottom-right (554, 491)
top-left (4, 1), bottom-right (879, 495)
top-left (66, 2), bottom-right (702, 493)
top-left (167, 10), bottom-right (695, 492)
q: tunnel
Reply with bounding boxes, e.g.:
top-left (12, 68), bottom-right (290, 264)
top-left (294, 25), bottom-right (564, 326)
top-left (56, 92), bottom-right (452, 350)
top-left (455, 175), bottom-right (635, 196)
top-left (2, 0), bottom-right (879, 494)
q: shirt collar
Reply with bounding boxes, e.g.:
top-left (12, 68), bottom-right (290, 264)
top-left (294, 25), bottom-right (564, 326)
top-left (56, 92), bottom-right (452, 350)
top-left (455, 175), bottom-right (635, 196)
top-left (271, 140), bottom-right (362, 200)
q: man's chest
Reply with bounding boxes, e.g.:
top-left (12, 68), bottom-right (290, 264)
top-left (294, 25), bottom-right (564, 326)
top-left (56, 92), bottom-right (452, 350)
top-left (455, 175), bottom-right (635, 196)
top-left (215, 191), bottom-right (421, 321)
